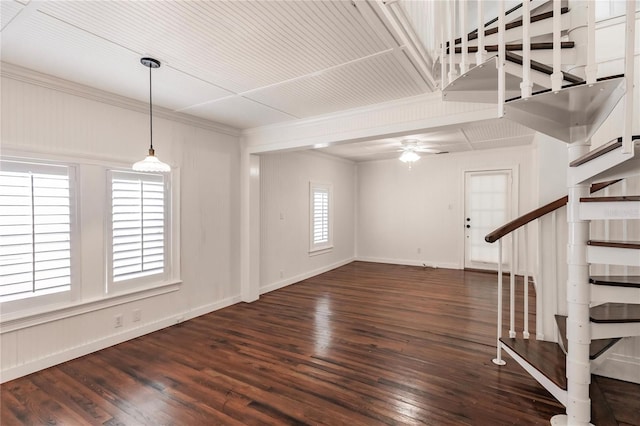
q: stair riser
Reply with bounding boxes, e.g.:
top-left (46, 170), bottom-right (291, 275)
top-left (587, 246), bottom-right (640, 267)
top-left (503, 61), bottom-right (570, 88)
top-left (591, 284), bottom-right (640, 304)
top-left (570, 148), bottom-right (638, 186)
top-left (573, 156), bottom-right (640, 186)
top-left (580, 201), bottom-right (640, 220)
top-left (592, 322), bottom-right (640, 340)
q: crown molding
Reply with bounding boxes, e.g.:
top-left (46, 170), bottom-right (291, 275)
top-left (0, 61), bottom-right (241, 137)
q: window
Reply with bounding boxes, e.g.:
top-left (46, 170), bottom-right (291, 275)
top-left (109, 170), bottom-right (168, 287)
top-left (309, 182), bottom-right (332, 253)
top-left (0, 160), bottom-right (75, 303)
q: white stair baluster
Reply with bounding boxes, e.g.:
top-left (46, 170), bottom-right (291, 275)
top-left (476, 0), bottom-right (485, 65)
top-left (585, 0), bottom-right (597, 84)
top-left (510, 232), bottom-right (516, 338)
top-left (623, 0), bottom-right (636, 154)
top-left (460, 0), bottom-right (468, 74)
top-left (551, 0), bottom-right (562, 91)
top-left (440, 1), bottom-right (446, 89)
top-left (497, 0), bottom-right (505, 116)
top-left (493, 239), bottom-right (506, 365)
top-left (523, 225), bottom-right (530, 339)
top-left (520, 0), bottom-right (532, 98)
top-left (448, 0), bottom-right (458, 83)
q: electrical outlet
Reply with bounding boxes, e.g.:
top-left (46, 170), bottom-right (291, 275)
top-left (280, 270), bottom-right (284, 278)
top-left (133, 309), bottom-right (141, 322)
top-left (114, 314), bottom-right (123, 328)
top-left (417, 247), bottom-right (422, 254)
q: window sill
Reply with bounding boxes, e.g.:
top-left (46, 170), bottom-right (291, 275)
top-left (0, 279), bottom-right (182, 334)
top-left (309, 246), bottom-right (333, 256)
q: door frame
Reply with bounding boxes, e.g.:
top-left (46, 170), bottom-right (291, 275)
top-left (460, 165), bottom-right (519, 271)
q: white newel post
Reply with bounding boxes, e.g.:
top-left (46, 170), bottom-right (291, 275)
top-left (551, 140), bottom-right (591, 426)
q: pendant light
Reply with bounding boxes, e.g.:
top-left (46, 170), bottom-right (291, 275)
top-left (133, 57), bottom-right (171, 172)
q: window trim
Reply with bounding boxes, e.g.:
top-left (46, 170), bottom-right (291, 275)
top-left (0, 157), bottom-right (80, 315)
top-left (309, 181), bottom-right (333, 255)
top-left (0, 148), bottom-right (181, 326)
top-left (106, 169), bottom-right (172, 293)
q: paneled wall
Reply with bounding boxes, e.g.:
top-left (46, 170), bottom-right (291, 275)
top-left (0, 73), bottom-right (242, 381)
top-left (259, 151), bottom-right (356, 293)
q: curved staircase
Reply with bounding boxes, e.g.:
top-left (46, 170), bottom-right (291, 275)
top-left (436, 1), bottom-right (639, 424)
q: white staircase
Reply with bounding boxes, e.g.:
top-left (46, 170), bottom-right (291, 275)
top-left (436, 0), bottom-right (639, 424)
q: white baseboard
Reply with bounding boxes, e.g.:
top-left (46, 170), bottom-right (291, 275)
top-left (355, 256), bottom-right (461, 270)
top-left (592, 353), bottom-right (640, 384)
top-left (186, 295), bottom-right (243, 321)
top-left (0, 294), bottom-right (241, 383)
top-left (260, 257), bottom-right (355, 295)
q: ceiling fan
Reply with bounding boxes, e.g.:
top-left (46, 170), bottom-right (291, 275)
top-left (398, 139), bottom-right (447, 163)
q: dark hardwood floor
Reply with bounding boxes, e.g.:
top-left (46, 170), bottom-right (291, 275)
top-left (1, 261), bottom-right (638, 425)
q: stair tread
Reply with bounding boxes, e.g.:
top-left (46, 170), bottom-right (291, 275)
top-left (581, 196), bottom-right (640, 202)
top-left (449, 41), bottom-right (574, 54)
top-left (590, 303), bottom-right (640, 323)
top-left (555, 315), bottom-right (621, 359)
top-left (590, 275), bottom-right (640, 288)
top-left (588, 240), bottom-right (640, 249)
top-left (449, 7), bottom-right (569, 46)
top-left (499, 337), bottom-right (567, 390)
top-left (570, 135), bottom-right (640, 167)
top-left (505, 51), bottom-right (584, 83)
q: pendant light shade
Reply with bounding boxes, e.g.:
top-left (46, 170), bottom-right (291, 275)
top-left (133, 57), bottom-right (170, 172)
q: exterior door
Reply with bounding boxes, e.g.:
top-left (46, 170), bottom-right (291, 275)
top-left (464, 170), bottom-right (512, 271)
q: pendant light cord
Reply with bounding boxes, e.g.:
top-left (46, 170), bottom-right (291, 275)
top-left (149, 63), bottom-right (153, 152)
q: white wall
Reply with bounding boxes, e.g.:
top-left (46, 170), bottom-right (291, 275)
top-left (356, 145), bottom-right (535, 269)
top-left (0, 72), bottom-right (242, 381)
top-left (259, 151), bottom-right (356, 293)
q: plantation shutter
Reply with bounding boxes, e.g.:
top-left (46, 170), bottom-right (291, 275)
top-left (309, 182), bottom-right (332, 253)
top-left (313, 187), bottom-right (329, 245)
top-left (111, 171), bottom-right (165, 282)
top-left (0, 161), bottom-right (72, 301)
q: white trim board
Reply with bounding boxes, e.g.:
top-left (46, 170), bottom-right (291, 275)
top-left (592, 352), bottom-right (640, 385)
top-left (355, 256), bottom-right (461, 270)
top-left (260, 258), bottom-right (355, 295)
top-left (0, 294), bottom-right (241, 383)
top-left (0, 62), bottom-right (240, 137)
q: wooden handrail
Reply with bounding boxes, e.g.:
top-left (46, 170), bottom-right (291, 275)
top-left (485, 180), bottom-right (621, 243)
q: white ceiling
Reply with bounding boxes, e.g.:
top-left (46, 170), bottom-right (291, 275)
top-left (0, 0), bottom-right (431, 129)
top-left (316, 118), bottom-right (535, 162)
top-left (1, 0), bottom-right (536, 161)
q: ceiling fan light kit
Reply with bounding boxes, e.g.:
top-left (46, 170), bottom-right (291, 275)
top-left (132, 57), bottom-right (171, 173)
top-left (399, 150), bottom-right (420, 163)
